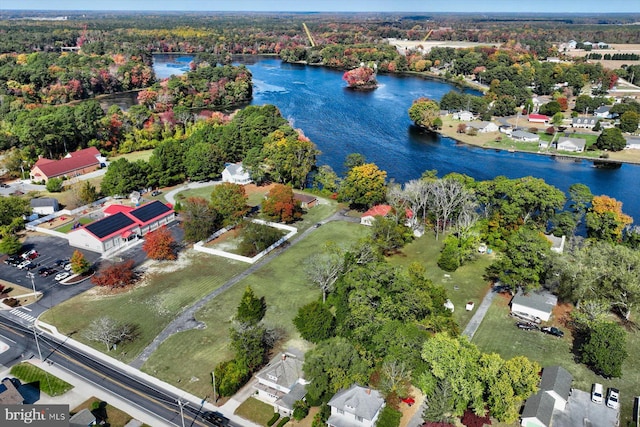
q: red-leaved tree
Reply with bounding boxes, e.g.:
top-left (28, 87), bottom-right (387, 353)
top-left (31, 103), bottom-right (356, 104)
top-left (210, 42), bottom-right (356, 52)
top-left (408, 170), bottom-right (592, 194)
top-left (91, 260), bottom-right (136, 289)
top-left (262, 184), bottom-right (303, 223)
top-left (142, 226), bottom-right (177, 260)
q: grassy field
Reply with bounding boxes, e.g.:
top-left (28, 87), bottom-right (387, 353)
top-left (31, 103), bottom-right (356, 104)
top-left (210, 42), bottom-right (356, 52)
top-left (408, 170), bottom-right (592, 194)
top-left (472, 294), bottom-right (640, 426)
top-left (71, 397), bottom-right (144, 427)
top-left (110, 149), bottom-right (154, 163)
top-left (234, 397), bottom-right (275, 426)
top-left (10, 363), bottom-right (73, 397)
top-left (54, 217), bottom-right (92, 233)
top-left (141, 221), bottom-right (369, 398)
top-left (387, 233), bottom-right (496, 329)
top-left (40, 253), bottom-right (248, 363)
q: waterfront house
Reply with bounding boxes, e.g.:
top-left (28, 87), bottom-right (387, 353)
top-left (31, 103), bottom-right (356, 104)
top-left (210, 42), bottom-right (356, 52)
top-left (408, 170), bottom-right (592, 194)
top-left (511, 130), bottom-right (540, 142)
top-left (221, 163), bottom-right (252, 185)
top-left (556, 137), bottom-right (586, 153)
top-left (465, 121), bottom-right (498, 133)
top-left (453, 110), bottom-right (474, 121)
top-left (625, 136), bottom-right (640, 149)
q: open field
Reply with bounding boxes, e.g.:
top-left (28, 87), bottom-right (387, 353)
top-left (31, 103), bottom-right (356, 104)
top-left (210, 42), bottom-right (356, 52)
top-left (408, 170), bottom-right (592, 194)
top-left (563, 44), bottom-right (640, 69)
top-left (387, 233), bottom-right (496, 329)
top-left (40, 252), bottom-right (248, 363)
top-left (10, 362), bottom-right (73, 397)
top-left (141, 221), bottom-right (369, 398)
top-left (472, 293), bottom-right (640, 426)
top-left (71, 397), bottom-right (143, 427)
top-left (110, 149), bottom-right (154, 163)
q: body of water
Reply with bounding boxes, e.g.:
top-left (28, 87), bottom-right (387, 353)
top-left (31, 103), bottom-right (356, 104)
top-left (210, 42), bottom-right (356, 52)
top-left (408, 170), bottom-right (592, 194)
top-left (154, 55), bottom-right (640, 220)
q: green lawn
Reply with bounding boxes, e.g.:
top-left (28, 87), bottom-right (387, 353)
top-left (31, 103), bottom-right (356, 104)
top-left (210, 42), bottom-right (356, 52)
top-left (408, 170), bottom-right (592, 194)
top-left (72, 397), bottom-right (137, 427)
top-left (110, 149), bottom-right (154, 163)
top-left (472, 296), bottom-right (640, 426)
top-left (55, 217), bottom-right (92, 233)
top-left (387, 233), bottom-right (496, 329)
top-left (40, 253), bottom-right (248, 363)
top-left (234, 397), bottom-right (276, 426)
top-left (10, 363), bottom-right (73, 397)
top-left (141, 221), bottom-right (369, 398)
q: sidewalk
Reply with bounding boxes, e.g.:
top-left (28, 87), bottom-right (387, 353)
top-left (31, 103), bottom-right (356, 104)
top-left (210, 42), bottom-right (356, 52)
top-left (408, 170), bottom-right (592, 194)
top-left (0, 359), bottom-right (171, 427)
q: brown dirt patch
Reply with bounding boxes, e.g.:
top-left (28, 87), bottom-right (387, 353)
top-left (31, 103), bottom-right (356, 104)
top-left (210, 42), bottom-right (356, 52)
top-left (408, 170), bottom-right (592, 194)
top-left (398, 386), bottom-right (425, 427)
top-left (39, 214), bottom-right (76, 230)
top-left (552, 302), bottom-right (574, 328)
top-left (243, 183), bottom-right (276, 196)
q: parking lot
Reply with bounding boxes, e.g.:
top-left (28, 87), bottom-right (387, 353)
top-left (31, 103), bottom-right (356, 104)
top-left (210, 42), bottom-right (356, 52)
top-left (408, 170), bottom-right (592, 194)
top-left (554, 389), bottom-right (619, 427)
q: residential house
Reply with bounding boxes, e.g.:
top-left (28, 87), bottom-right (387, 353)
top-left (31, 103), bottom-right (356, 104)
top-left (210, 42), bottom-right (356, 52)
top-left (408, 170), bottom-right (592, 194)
top-left (453, 110), bottom-right (474, 121)
top-left (566, 40), bottom-right (577, 49)
top-left (294, 193), bottom-right (318, 209)
top-left (596, 42), bottom-right (609, 49)
top-left (327, 384), bottom-right (385, 427)
top-left (510, 289), bottom-right (558, 322)
top-left (544, 234), bottom-right (566, 254)
top-left (221, 163), bottom-right (252, 185)
top-left (625, 136), bottom-right (640, 149)
top-left (254, 352), bottom-right (309, 416)
top-left (511, 130), bottom-right (540, 142)
top-left (465, 121), bottom-right (498, 133)
top-left (520, 391), bottom-right (555, 427)
top-left (69, 409), bottom-right (97, 426)
top-left (0, 378), bottom-right (25, 405)
top-left (30, 197), bottom-right (60, 215)
top-left (571, 117), bottom-right (600, 129)
top-left (520, 366), bottom-right (573, 427)
top-left (360, 205), bottom-right (394, 226)
top-left (68, 200), bottom-right (175, 253)
top-left (556, 137), bottom-right (586, 153)
top-left (528, 114), bottom-right (549, 124)
top-left (594, 105), bottom-right (612, 118)
top-left (29, 147), bottom-right (103, 183)
top-left (499, 125), bottom-right (513, 135)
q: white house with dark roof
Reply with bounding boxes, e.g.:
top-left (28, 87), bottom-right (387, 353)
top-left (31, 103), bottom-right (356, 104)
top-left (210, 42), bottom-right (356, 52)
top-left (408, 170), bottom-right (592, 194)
top-left (327, 384), bottom-right (385, 427)
top-left (222, 163), bottom-right (252, 185)
top-left (453, 110), bottom-right (474, 121)
top-left (511, 130), bottom-right (540, 142)
top-left (556, 137), bottom-right (586, 153)
top-left (510, 289), bottom-right (558, 322)
top-left (30, 197), bottom-right (60, 215)
top-left (520, 366), bottom-right (573, 427)
top-left (68, 200), bottom-right (175, 253)
top-left (254, 352), bottom-right (308, 416)
top-left (572, 117), bottom-right (600, 129)
top-left (594, 105), bottom-right (612, 118)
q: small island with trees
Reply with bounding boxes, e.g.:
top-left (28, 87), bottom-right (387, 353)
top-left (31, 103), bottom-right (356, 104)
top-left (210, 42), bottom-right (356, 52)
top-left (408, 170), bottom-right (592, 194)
top-left (342, 65), bottom-right (378, 90)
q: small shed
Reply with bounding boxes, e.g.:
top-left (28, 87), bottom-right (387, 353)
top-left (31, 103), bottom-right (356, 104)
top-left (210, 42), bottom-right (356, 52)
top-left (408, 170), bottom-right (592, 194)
top-left (294, 193), bottom-right (317, 209)
top-left (510, 290), bottom-right (557, 322)
top-left (30, 197), bottom-right (60, 215)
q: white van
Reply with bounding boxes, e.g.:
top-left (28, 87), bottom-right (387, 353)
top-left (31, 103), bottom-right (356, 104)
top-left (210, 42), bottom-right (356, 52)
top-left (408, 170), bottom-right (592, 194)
top-left (592, 383), bottom-right (604, 404)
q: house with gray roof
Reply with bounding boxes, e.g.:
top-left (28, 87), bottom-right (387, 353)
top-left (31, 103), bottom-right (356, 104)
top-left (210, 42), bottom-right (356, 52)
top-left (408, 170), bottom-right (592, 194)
top-left (594, 105), bottom-right (612, 118)
top-left (511, 289), bottom-right (557, 322)
top-left (625, 136), bottom-right (640, 150)
top-left (571, 117), bottom-right (600, 129)
top-left (30, 197), bottom-right (60, 215)
top-left (511, 130), bottom-right (540, 142)
top-left (254, 352), bottom-right (308, 416)
top-left (327, 384), bottom-right (385, 427)
top-left (521, 391), bottom-right (555, 427)
top-left (465, 121), bottom-right (498, 133)
top-left (539, 365), bottom-right (573, 410)
top-left (557, 137), bottom-right (586, 153)
top-left (221, 162), bottom-right (252, 185)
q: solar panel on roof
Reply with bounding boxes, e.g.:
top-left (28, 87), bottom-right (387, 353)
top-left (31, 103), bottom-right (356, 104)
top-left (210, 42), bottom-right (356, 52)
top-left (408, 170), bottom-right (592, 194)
top-left (130, 200), bottom-right (171, 223)
top-left (85, 212), bottom-right (135, 239)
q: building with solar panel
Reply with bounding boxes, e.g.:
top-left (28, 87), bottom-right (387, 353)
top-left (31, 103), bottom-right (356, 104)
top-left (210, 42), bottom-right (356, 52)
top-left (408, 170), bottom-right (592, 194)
top-left (68, 200), bottom-right (175, 253)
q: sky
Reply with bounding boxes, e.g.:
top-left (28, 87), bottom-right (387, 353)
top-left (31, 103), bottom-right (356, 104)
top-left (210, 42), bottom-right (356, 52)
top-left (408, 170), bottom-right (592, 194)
top-left (2, 0), bottom-right (639, 14)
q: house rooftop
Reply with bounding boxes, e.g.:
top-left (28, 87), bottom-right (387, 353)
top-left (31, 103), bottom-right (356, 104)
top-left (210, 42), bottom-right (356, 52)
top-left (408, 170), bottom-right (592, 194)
top-left (83, 212), bottom-right (136, 240)
top-left (328, 384), bottom-right (384, 422)
top-left (511, 290), bottom-right (557, 314)
top-left (0, 378), bottom-right (24, 405)
top-left (539, 365), bottom-right (573, 401)
top-left (31, 147), bottom-right (100, 179)
top-left (256, 353), bottom-right (305, 391)
top-left (30, 197), bottom-right (59, 208)
top-left (521, 391), bottom-right (555, 427)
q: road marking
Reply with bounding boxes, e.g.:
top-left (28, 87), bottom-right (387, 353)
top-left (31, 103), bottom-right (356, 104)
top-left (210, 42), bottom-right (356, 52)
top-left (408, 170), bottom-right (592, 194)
top-left (21, 306), bottom-right (32, 312)
top-left (9, 309), bottom-right (37, 323)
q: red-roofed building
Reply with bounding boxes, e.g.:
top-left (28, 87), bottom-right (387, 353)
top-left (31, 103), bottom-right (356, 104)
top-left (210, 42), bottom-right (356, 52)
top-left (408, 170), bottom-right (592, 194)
top-left (68, 200), bottom-right (175, 253)
top-left (528, 114), bottom-right (550, 123)
top-left (30, 147), bottom-right (103, 183)
top-left (360, 205), bottom-right (413, 226)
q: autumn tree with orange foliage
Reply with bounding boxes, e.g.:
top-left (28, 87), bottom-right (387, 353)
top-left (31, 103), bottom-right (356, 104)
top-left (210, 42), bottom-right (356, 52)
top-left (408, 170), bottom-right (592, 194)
top-left (92, 260), bottom-right (136, 289)
top-left (342, 66), bottom-right (378, 89)
top-left (586, 195), bottom-right (633, 242)
top-left (143, 226), bottom-right (177, 260)
top-left (262, 184), bottom-right (303, 223)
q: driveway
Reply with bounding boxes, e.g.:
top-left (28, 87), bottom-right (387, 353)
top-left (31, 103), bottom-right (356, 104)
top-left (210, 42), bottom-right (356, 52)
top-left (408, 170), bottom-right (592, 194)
top-left (553, 389), bottom-right (619, 427)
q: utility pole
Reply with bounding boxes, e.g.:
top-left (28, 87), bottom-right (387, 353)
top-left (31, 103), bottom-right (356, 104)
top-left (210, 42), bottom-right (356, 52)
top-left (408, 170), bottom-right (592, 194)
top-left (212, 371), bottom-right (217, 403)
top-left (177, 398), bottom-right (186, 427)
top-left (26, 273), bottom-right (43, 361)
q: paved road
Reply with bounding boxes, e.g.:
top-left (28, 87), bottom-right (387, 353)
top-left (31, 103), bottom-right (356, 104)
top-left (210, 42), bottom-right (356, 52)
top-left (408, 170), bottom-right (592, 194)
top-left (163, 180), bottom-right (220, 205)
top-left (462, 286), bottom-right (496, 339)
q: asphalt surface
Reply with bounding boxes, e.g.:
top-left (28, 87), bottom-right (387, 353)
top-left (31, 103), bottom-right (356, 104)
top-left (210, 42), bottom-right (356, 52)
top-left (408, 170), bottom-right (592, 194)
top-left (0, 316), bottom-right (236, 427)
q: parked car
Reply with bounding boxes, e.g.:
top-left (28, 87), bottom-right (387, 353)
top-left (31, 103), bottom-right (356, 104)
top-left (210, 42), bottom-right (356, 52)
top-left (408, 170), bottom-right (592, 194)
top-left (17, 260), bottom-right (32, 269)
top-left (42, 268), bottom-right (58, 277)
top-left (510, 311), bottom-right (542, 324)
top-left (0, 183), bottom-right (9, 188)
top-left (606, 388), bottom-right (620, 410)
top-left (64, 263), bottom-right (73, 271)
top-left (24, 263), bottom-right (38, 270)
top-left (54, 272), bottom-right (70, 281)
top-left (21, 249), bottom-right (38, 260)
top-left (591, 383), bottom-right (604, 404)
top-left (4, 256), bottom-right (21, 266)
top-left (37, 267), bottom-right (49, 275)
top-left (151, 190), bottom-right (161, 196)
top-left (54, 259), bottom-right (69, 266)
top-left (516, 321), bottom-right (539, 331)
top-left (541, 326), bottom-right (564, 337)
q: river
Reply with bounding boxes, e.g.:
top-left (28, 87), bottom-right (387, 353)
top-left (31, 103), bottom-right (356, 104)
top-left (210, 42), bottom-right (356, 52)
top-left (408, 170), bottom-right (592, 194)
top-left (154, 55), bottom-right (640, 220)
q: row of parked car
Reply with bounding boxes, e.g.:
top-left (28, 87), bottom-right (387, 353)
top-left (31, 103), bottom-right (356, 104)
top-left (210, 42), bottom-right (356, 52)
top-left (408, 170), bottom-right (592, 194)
top-left (4, 252), bottom-right (72, 282)
top-left (591, 383), bottom-right (619, 410)
top-left (511, 311), bottom-right (565, 337)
